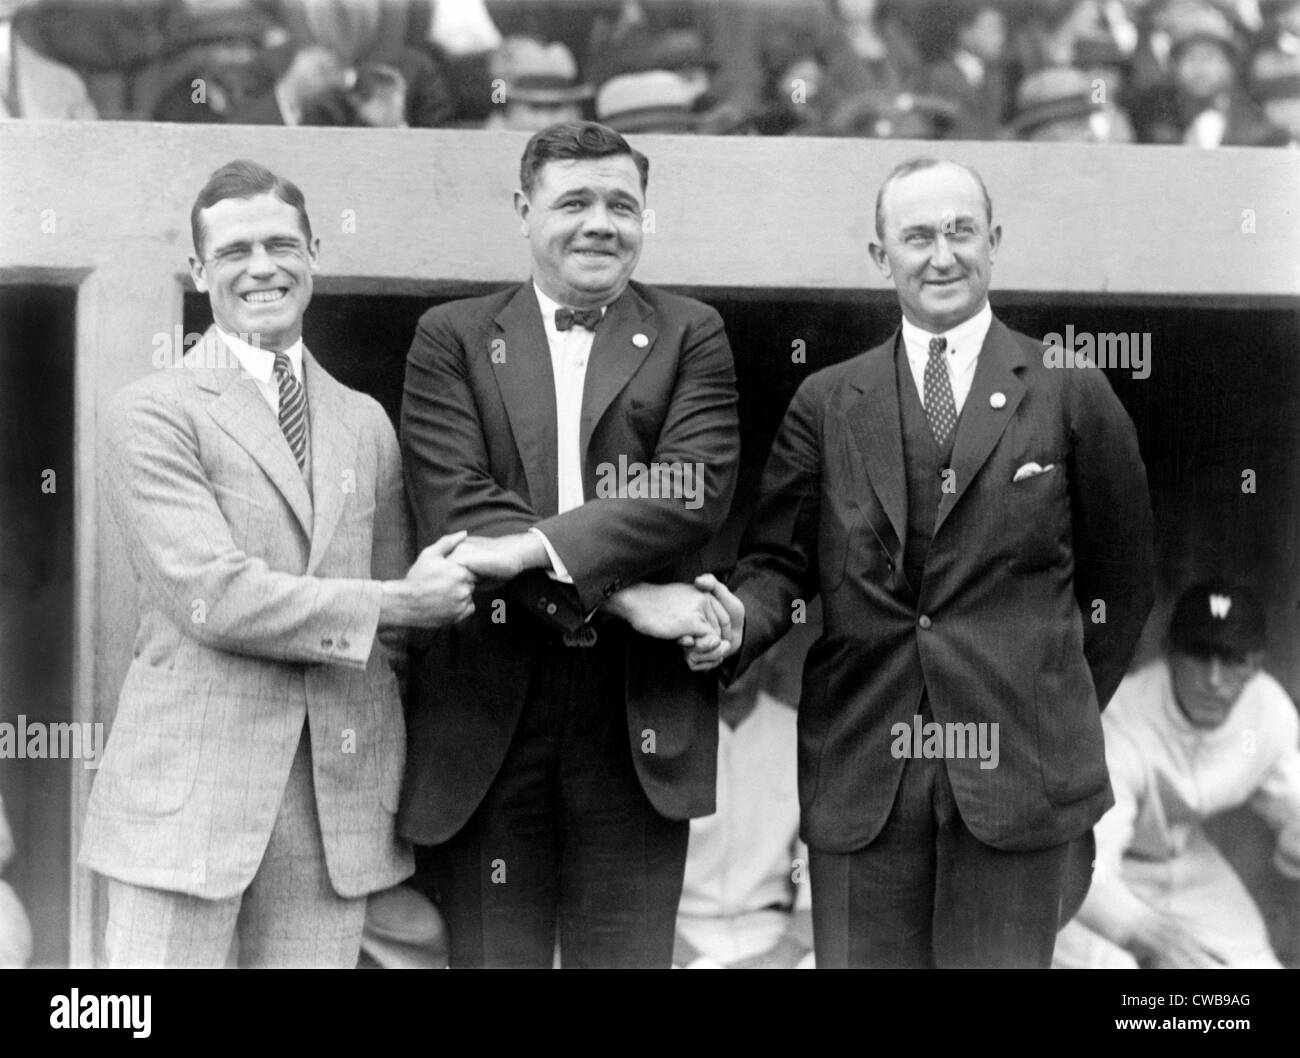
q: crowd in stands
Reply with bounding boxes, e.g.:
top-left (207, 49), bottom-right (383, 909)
top-left (1, 0), bottom-right (1298, 146)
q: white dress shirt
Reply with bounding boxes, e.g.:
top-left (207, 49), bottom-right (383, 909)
top-left (217, 329), bottom-right (304, 414)
top-left (900, 301), bottom-right (992, 416)
top-left (527, 283), bottom-right (607, 582)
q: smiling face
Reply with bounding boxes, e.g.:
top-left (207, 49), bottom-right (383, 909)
top-left (189, 192), bottom-right (318, 351)
top-left (1169, 649), bottom-right (1263, 729)
top-left (870, 162), bottom-right (1000, 334)
top-left (514, 155), bottom-right (644, 309)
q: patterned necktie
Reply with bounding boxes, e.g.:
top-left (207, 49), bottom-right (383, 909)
top-left (923, 335), bottom-right (957, 447)
top-left (555, 307), bottom-right (602, 332)
top-left (273, 351), bottom-right (307, 471)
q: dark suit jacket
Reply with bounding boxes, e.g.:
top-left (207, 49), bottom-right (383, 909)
top-left (729, 317), bottom-right (1154, 854)
top-left (398, 281), bottom-right (740, 844)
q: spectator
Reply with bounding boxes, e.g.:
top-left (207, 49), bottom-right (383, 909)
top-left (223, 41), bottom-right (345, 125)
top-left (1131, 2), bottom-right (1290, 144)
top-left (596, 69), bottom-right (700, 134)
top-left (0, 1), bottom-right (98, 119)
top-left (835, 0), bottom-right (925, 94)
top-left (274, 0), bottom-right (458, 127)
top-left (1250, 0), bottom-right (1300, 139)
top-left (343, 63), bottom-right (408, 128)
top-left (824, 87), bottom-right (961, 138)
top-left (484, 37), bottom-right (592, 132)
top-left (923, 0), bottom-right (1013, 138)
top-left (148, 6), bottom-right (275, 123)
top-left (1006, 65), bottom-right (1136, 140)
top-left (1054, 583), bottom-right (1300, 968)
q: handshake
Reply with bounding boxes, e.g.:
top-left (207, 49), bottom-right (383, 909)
top-left (601, 574), bottom-right (744, 672)
top-left (379, 530), bottom-right (538, 629)
top-left (381, 530), bottom-right (744, 670)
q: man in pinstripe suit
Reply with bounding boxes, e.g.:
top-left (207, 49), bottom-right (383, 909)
top-left (80, 160), bottom-right (475, 968)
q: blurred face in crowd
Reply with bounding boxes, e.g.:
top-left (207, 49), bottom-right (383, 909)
top-left (1169, 648), bottom-right (1264, 729)
top-left (505, 100), bottom-right (584, 132)
top-left (354, 86), bottom-right (407, 127)
top-left (1030, 107), bottom-right (1132, 142)
top-left (870, 162), bottom-right (1000, 334)
top-left (960, 7), bottom-right (1008, 63)
top-left (515, 154), bottom-right (644, 309)
top-left (190, 192), bottom-right (319, 351)
top-left (282, 45), bottom-right (345, 102)
top-left (1174, 40), bottom-right (1236, 100)
top-left (784, 58), bottom-right (825, 105)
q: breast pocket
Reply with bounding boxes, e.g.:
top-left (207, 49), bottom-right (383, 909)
top-left (1002, 460), bottom-right (1070, 571)
top-left (97, 665), bottom-right (210, 815)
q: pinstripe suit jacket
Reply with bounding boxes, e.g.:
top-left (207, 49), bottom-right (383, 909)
top-left (80, 328), bottom-right (414, 899)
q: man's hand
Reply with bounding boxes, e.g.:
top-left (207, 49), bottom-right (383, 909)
top-left (684, 574), bottom-right (745, 672)
top-left (604, 582), bottom-right (728, 647)
top-left (447, 533), bottom-right (547, 588)
top-left (380, 531), bottom-right (476, 628)
top-left (1128, 913), bottom-right (1229, 969)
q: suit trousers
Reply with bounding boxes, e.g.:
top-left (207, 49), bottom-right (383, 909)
top-left (808, 700), bottom-right (1073, 968)
top-left (424, 629), bottom-right (689, 968)
top-left (103, 721), bottom-right (366, 968)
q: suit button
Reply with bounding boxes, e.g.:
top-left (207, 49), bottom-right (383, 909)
top-left (918, 615), bottom-right (932, 630)
top-left (546, 603), bottom-right (558, 615)
top-left (321, 637), bottom-right (334, 648)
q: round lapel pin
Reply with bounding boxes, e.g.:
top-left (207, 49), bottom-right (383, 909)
top-left (632, 333), bottom-right (649, 348)
top-left (990, 392), bottom-right (1006, 409)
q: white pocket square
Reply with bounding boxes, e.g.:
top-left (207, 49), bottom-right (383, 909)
top-left (1013, 462), bottom-right (1055, 483)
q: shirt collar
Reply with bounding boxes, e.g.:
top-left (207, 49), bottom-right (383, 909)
top-left (217, 328), bottom-right (304, 383)
top-left (533, 281), bottom-right (610, 336)
top-left (901, 301), bottom-right (992, 366)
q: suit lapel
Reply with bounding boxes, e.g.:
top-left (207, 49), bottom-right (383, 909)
top-left (845, 333), bottom-right (907, 554)
top-left (197, 327), bottom-right (313, 537)
top-left (934, 317), bottom-right (1026, 535)
top-left (579, 285), bottom-right (657, 461)
top-left (303, 347), bottom-right (358, 573)
top-left (492, 284), bottom-right (560, 518)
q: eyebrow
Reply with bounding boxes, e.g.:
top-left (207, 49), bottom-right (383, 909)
top-left (550, 187), bottom-right (642, 205)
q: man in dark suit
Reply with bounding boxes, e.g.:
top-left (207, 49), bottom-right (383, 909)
top-left (399, 122), bottom-right (741, 968)
top-left (692, 157), bottom-right (1155, 968)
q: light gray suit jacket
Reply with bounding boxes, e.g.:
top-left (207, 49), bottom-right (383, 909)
top-left (81, 328), bottom-right (414, 899)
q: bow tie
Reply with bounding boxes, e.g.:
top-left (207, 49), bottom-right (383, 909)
top-left (555, 307), bottom-right (603, 332)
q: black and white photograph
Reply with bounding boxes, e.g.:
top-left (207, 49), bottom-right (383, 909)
top-left (1, 0), bottom-right (1297, 1038)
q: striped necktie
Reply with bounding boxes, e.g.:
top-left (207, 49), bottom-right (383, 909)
top-left (923, 335), bottom-right (957, 447)
top-left (273, 351), bottom-right (307, 471)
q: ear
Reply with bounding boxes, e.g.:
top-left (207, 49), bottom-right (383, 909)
top-left (868, 240), bottom-right (892, 279)
top-left (188, 254), bottom-right (209, 293)
top-left (987, 223), bottom-right (1002, 264)
top-left (513, 190), bottom-right (531, 237)
top-left (306, 236), bottom-right (321, 273)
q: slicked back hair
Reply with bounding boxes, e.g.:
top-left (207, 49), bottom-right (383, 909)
top-left (519, 121), bottom-right (649, 199)
top-left (874, 156), bottom-right (993, 240)
top-left (191, 159), bottom-right (313, 257)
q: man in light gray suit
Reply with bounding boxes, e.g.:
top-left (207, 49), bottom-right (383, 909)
top-left (81, 159), bottom-right (475, 968)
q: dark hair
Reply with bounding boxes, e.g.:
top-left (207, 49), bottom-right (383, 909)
top-left (873, 156), bottom-right (993, 240)
top-left (518, 121), bottom-right (649, 198)
top-left (190, 159), bottom-right (312, 256)
top-left (349, 63), bottom-right (405, 104)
